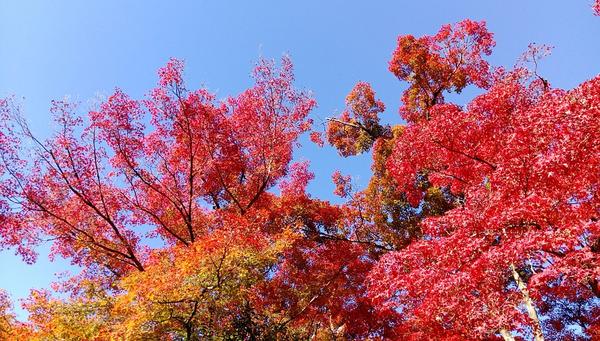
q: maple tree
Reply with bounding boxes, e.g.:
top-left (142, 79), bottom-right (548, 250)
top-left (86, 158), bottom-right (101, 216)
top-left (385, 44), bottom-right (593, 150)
top-left (0, 6), bottom-right (598, 341)
top-left (322, 18), bottom-right (599, 340)
top-left (366, 24), bottom-right (600, 341)
top-left (0, 57), bottom-right (394, 339)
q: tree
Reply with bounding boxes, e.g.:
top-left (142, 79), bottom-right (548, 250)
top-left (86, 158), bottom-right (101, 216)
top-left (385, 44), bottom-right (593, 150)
top-left (0, 57), bottom-right (395, 339)
top-left (0, 289), bottom-right (17, 338)
top-left (323, 80), bottom-right (456, 253)
top-left (367, 22), bottom-right (600, 340)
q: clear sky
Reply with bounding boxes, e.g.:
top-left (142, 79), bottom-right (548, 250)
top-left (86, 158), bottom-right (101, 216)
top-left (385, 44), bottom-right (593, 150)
top-left (1, 0), bottom-right (599, 318)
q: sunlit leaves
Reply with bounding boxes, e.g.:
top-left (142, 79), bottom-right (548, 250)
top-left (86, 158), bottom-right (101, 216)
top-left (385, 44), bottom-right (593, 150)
top-left (389, 19), bottom-right (494, 122)
top-left (377, 52), bottom-right (600, 338)
top-left (326, 82), bottom-right (389, 157)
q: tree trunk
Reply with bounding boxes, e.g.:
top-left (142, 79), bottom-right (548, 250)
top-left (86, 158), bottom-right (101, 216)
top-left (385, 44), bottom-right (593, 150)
top-left (510, 263), bottom-right (544, 341)
top-left (499, 328), bottom-right (515, 341)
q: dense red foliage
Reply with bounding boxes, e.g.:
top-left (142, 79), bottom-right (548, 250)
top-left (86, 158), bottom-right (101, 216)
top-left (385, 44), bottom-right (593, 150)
top-left (366, 21), bottom-right (599, 341)
top-left (372, 67), bottom-right (600, 339)
top-left (323, 17), bottom-right (599, 340)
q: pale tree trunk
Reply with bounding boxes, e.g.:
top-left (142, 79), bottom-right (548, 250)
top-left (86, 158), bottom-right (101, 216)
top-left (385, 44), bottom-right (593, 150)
top-left (510, 263), bottom-right (544, 341)
top-left (499, 328), bottom-right (515, 341)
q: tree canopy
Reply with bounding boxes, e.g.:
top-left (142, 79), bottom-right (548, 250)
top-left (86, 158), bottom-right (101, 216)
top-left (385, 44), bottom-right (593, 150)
top-left (0, 6), bottom-right (598, 341)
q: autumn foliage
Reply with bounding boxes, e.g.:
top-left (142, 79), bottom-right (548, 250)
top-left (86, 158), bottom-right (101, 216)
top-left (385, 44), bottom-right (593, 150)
top-left (0, 8), bottom-right (599, 341)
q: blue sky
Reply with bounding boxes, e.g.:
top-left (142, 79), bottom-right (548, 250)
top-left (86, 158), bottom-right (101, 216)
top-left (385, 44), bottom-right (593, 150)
top-left (1, 0), bottom-right (599, 318)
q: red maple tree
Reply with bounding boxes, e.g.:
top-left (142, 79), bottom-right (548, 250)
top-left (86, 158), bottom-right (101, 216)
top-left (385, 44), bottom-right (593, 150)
top-left (366, 22), bottom-right (600, 341)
